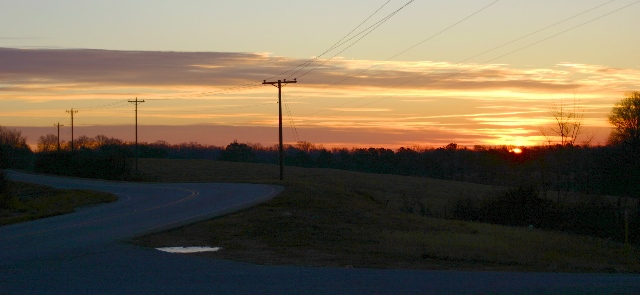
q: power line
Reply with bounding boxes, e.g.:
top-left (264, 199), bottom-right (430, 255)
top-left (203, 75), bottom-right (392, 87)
top-left (143, 1), bottom-right (400, 102)
top-left (340, 1), bottom-right (640, 117)
top-left (78, 99), bottom-right (130, 111)
top-left (293, 0), bottom-right (503, 118)
top-left (300, 0), bottom-right (634, 122)
top-left (283, 95), bottom-right (300, 143)
top-left (283, 0), bottom-right (393, 80)
top-left (294, 0), bottom-right (416, 80)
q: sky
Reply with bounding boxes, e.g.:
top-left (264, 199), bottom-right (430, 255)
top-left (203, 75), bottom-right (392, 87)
top-left (1, 0), bottom-right (639, 149)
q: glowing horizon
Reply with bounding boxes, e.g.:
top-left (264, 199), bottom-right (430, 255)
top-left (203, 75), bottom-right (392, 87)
top-left (1, 1), bottom-right (639, 148)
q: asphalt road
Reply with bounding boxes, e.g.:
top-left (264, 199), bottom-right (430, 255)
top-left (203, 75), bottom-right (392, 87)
top-left (1, 171), bottom-right (639, 294)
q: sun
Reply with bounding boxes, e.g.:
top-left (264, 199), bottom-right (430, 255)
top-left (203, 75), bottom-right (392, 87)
top-left (511, 148), bottom-right (523, 154)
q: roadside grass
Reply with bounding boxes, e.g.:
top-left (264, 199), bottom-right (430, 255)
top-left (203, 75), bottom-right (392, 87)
top-left (0, 181), bottom-right (118, 226)
top-left (131, 158), bottom-right (640, 273)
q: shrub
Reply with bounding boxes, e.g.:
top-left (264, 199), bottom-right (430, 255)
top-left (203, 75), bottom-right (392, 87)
top-left (453, 186), bottom-right (551, 227)
top-left (482, 186), bottom-right (552, 227)
top-left (219, 141), bottom-right (255, 162)
top-left (34, 145), bottom-right (134, 180)
top-left (0, 169), bottom-right (6, 194)
top-left (0, 170), bottom-right (16, 209)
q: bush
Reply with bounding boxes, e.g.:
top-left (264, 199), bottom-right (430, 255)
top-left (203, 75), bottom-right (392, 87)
top-left (0, 170), bottom-right (6, 194)
top-left (218, 141), bottom-right (255, 162)
top-left (483, 186), bottom-right (552, 227)
top-left (453, 186), bottom-right (550, 227)
top-left (0, 170), bottom-right (16, 209)
top-left (452, 186), bottom-right (640, 244)
top-left (34, 145), bottom-right (134, 180)
top-left (0, 127), bottom-right (33, 169)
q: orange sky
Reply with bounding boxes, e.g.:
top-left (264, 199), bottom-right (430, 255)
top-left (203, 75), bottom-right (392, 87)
top-left (1, 1), bottom-right (639, 148)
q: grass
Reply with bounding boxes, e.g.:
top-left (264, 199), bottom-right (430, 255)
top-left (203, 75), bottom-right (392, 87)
top-left (0, 181), bottom-right (118, 226)
top-left (131, 158), bottom-right (640, 273)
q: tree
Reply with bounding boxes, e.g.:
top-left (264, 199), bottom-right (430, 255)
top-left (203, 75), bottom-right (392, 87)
top-left (0, 126), bottom-right (28, 149)
top-left (94, 134), bottom-right (122, 147)
top-left (608, 91), bottom-right (640, 145)
top-left (37, 134), bottom-right (59, 152)
top-left (0, 126), bottom-right (32, 169)
top-left (540, 98), bottom-right (584, 146)
top-left (219, 141), bottom-right (255, 162)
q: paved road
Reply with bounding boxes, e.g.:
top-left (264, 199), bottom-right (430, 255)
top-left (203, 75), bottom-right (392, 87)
top-left (1, 171), bottom-right (639, 294)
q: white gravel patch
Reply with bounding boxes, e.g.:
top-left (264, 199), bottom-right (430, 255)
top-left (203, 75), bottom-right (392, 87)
top-left (156, 246), bottom-right (222, 253)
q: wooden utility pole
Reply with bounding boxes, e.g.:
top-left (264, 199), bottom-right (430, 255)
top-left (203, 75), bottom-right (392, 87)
top-left (128, 98), bottom-right (145, 172)
top-left (54, 122), bottom-right (64, 151)
top-left (66, 108), bottom-right (78, 151)
top-left (262, 79), bottom-right (297, 180)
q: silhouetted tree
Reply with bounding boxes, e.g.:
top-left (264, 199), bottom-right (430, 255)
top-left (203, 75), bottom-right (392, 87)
top-left (219, 141), bottom-right (255, 162)
top-left (0, 126), bottom-right (33, 169)
top-left (37, 134), bottom-right (59, 152)
top-left (540, 98), bottom-right (584, 146)
top-left (608, 91), bottom-right (640, 145)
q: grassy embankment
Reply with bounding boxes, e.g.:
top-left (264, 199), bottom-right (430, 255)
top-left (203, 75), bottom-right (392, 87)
top-left (128, 158), bottom-right (638, 273)
top-left (0, 181), bottom-right (117, 226)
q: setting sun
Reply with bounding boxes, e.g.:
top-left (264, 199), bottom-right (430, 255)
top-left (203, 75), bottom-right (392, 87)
top-left (511, 148), bottom-right (523, 154)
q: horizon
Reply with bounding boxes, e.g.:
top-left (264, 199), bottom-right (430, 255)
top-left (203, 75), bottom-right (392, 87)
top-left (11, 124), bottom-right (612, 152)
top-left (2, 1), bottom-right (638, 148)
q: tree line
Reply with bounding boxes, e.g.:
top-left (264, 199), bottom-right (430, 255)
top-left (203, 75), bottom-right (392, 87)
top-left (0, 91), bottom-right (638, 244)
top-left (0, 91), bottom-right (637, 195)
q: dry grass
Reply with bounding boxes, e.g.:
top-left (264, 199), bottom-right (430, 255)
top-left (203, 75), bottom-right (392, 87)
top-left (131, 158), bottom-right (640, 273)
top-left (0, 181), bottom-right (117, 226)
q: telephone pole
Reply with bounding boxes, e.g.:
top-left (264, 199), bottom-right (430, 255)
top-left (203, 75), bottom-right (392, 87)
top-left (128, 97), bottom-right (145, 172)
top-left (66, 108), bottom-right (78, 151)
top-left (54, 122), bottom-right (64, 151)
top-left (262, 79), bottom-right (297, 180)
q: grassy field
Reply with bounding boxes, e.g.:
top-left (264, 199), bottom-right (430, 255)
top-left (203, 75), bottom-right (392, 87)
top-left (0, 181), bottom-right (118, 226)
top-left (128, 158), bottom-right (638, 272)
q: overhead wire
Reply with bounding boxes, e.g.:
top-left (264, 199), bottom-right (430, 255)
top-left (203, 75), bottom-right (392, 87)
top-left (324, 0), bottom-right (639, 118)
top-left (66, 1), bottom-right (409, 118)
top-left (293, 0), bottom-right (503, 119)
top-left (270, 0), bottom-right (414, 141)
top-left (157, 0), bottom-right (400, 102)
top-left (303, 0), bottom-right (633, 122)
top-left (314, 0), bottom-right (502, 90)
top-left (283, 0), bottom-right (394, 80)
top-left (293, 0), bottom-right (416, 80)
top-left (283, 92), bottom-right (300, 143)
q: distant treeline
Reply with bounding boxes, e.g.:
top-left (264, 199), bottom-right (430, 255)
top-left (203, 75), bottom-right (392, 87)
top-left (130, 140), bottom-right (640, 198)
top-left (1, 130), bottom-right (639, 198)
top-left (3, 130), bottom-right (639, 244)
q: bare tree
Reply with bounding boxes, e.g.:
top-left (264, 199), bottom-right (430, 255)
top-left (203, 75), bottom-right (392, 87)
top-left (0, 126), bottom-right (28, 149)
top-left (94, 134), bottom-right (122, 147)
top-left (540, 97), bottom-right (584, 146)
top-left (37, 134), bottom-right (59, 152)
top-left (75, 135), bottom-right (95, 149)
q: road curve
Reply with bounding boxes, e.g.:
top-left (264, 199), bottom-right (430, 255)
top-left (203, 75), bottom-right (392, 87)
top-left (1, 171), bottom-right (639, 294)
top-left (1, 171), bottom-right (283, 262)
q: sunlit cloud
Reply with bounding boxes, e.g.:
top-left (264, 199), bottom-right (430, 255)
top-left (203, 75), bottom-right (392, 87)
top-left (1, 47), bottom-right (638, 147)
top-left (328, 108), bottom-right (391, 112)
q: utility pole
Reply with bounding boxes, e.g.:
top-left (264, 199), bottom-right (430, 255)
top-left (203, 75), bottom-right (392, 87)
top-left (66, 108), bottom-right (78, 151)
top-left (262, 79), bottom-right (297, 180)
top-left (54, 122), bottom-right (64, 151)
top-left (128, 97), bottom-right (145, 172)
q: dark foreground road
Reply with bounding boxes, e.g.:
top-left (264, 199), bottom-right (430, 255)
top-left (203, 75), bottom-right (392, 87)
top-left (1, 171), bottom-right (638, 294)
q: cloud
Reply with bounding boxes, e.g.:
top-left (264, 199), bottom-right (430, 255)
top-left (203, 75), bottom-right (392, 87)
top-left (2, 47), bottom-right (630, 97)
top-left (1, 48), bottom-right (635, 147)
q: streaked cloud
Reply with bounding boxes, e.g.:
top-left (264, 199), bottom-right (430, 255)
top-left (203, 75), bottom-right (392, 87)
top-left (1, 47), bottom-right (638, 147)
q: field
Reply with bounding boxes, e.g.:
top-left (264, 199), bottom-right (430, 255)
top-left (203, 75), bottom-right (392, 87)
top-left (131, 158), bottom-right (639, 273)
top-left (0, 181), bottom-right (117, 226)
